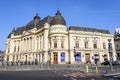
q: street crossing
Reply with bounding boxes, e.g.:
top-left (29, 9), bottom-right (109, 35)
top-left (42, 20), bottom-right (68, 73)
top-left (52, 69), bottom-right (110, 80)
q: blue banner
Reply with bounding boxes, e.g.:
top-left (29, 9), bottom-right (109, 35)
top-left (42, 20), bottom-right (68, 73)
top-left (75, 52), bottom-right (81, 62)
top-left (61, 52), bottom-right (65, 62)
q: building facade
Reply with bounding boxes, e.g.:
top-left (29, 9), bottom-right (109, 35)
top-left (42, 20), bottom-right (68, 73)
top-left (0, 50), bottom-right (4, 66)
top-left (4, 10), bottom-right (116, 65)
top-left (114, 28), bottom-right (120, 60)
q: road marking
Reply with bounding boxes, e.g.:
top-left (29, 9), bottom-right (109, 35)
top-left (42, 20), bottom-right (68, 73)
top-left (58, 72), bottom-right (61, 75)
top-left (63, 75), bottom-right (67, 77)
top-left (113, 75), bottom-right (120, 78)
top-left (72, 76), bottom-right (76, 78)
top-left (70, 77), bottom-right (76, 80)
top-left (66, 72), bottom-right (69, 73)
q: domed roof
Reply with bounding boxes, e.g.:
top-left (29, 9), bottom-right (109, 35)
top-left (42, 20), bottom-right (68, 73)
top-left (25, 13), bottom-right (44, 30)
top-left (42, 15), bottom-right (53, 24)
top-left (50, 10), bottom-right (66, 26)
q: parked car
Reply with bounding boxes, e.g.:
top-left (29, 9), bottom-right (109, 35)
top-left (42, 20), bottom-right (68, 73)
top-left (101, 60), bottom-right (120, 66)
top-left (112, 60), bottom-right (120, 66)
top-left (101, 61), bottom-right (110, 65)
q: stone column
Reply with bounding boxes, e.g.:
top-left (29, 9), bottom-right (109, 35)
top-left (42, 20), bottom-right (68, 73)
top-left (24, 39), bottom-right (26, 51)
top-left (34, 36), bottom-right (37, 51)
top-left (38, 36), bottom-right (40, 50)
top-left (26, 38), bottom-right (29, 51)
top-left (30, 37), bottom-right (32, 51)
top-left (38, 53), bottom-right (41, 63)
top-left (14, 41), bottom-right (16, 53)
top-left (58, 37), bottom-right (60, 48)
top-left (40, 36), bottom-right (41, 50)
top-left (40, 53), bottom-right (42, 63)
top-left (43, 23), bottom-right (49, 63)
top-left (30, 54), bottom-right (32, 64)
top-left (21, 39), bottom-right (23, 52)
top-left (32, 37), bottom-right (35, 52)
top-left (68, 34), bottom-right (73, 64)
top-left (16, 41), bottom-right (18, 52)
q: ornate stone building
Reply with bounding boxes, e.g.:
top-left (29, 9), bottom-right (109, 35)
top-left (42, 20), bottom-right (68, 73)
top-left (4, 10), bottom-right (116, 65)
top-left (0, 50), bottom-right (4, 66)
top-left (114, 28), bottom-right (120, 60)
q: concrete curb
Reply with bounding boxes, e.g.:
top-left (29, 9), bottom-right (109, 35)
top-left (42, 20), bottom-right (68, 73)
top-left (103, 73), bottom-right (120, 76)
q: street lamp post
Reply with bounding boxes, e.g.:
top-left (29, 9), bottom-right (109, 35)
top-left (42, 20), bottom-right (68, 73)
top-left (108, 39), bottom-right (113, 71)
top-left (94, 55), bottom-right (99, 74)
top-left (74, 47), bottom-right (76, 61)
top-left (73, 47), bottom-right (76, 68)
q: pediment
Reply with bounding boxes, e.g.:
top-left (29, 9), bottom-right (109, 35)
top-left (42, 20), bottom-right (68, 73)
top-left (22, 31), bottom-right (32, 36)
top-left (22, 27), bottom-right (37, 36)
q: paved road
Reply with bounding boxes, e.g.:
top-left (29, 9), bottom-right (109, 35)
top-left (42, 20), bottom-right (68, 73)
top-left (0, 70), bottom-right (70, 80)
top-left (0, 70), bottom-right (110, 80)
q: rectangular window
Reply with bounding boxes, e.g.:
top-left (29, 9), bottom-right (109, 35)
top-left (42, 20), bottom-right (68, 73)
top-left (7, 56), bottom-right (9, 62)
top-left (93, 42), bottom-right (97, 48)
top-left (103, 42), bottom-right (106, 49)
top-left (54, 40), bottom-right (57, 48)
top-left (61, 41), bottom-right (64, 48)
top-left (75, 52), bottom-right (81, 62)
top-left (104, 54), bottom-right (108, 61)
top-left (8, 47), bottom-right (10, 53)
top-left (75, 41), bottom-right (79, 48)
top-left (116, 44), bottom-right (119, 50)
top-left (85, 41), bottom-right (88, 48)
top-left (18, 46), bottom-right (20, 52)
top-left (61, 52), bottom-right (65, 62)
top-left (14, 46), bottom-right (16, 52)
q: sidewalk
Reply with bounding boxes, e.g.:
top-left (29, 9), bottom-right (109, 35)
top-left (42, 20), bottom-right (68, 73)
top-left (103, 73), bottom-right (120, 76)
top-left (0, 64), bottom-right (120, 75)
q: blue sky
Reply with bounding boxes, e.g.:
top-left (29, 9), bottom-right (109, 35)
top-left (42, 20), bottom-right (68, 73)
top-left (0, 0), bottom-right (120, 51)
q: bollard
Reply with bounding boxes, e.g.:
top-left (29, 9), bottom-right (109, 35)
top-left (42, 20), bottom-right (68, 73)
top-left (95, 65), bottom-right (98, 75)
top-left (85, 64), bottom-right (89, 73)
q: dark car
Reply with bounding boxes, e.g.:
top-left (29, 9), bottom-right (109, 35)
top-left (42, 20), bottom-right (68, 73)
top-left (101, 60), bottom-right (120, 66)
top-left (112, 61), bottom-right (120, 66)
top-left (101, 61), bottom-right (110, 65)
